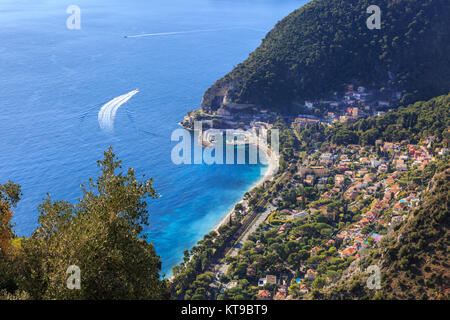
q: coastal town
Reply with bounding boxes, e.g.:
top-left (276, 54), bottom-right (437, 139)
top-left (171, 85), bottom-right (449, 300)
top-left (184, 83), bottom-right (404, 157)
top-left (1, 0), bottom-right (449, 304)
top-left (216, 135), bottom-right (446, 300)
top-left (181, 84), bottom-right (401, 134)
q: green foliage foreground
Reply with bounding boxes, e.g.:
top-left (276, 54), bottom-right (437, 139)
top-left (0, 147), bottom-right (169, 300)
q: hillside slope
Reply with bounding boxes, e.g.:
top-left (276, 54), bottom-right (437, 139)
top-left (201, 0), bottom-right (450, 113)
top-left (322, 93), bottom-right (450, 299)
top-left (327, 92), bottom-right (450, 145)
top-left (324, 166), bottom-right (449, 300)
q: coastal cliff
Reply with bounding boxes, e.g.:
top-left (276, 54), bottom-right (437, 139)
top-left (200, 78), bottom-right (235, 113)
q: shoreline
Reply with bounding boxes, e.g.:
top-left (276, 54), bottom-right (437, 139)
top-left (167, 144), bottom-right (277, 281)
top-left (178, 122), bottom-right (279, 233)
top-left (167, 123), bottom-right (278, 281)
top-left (212, 142), bottom-right (278, 232)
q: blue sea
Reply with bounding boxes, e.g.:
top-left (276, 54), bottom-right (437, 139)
top-left (0, 0), bottom-right (307, 275)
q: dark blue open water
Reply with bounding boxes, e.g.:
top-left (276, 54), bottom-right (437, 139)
top-left (0, 0), bottom-right (307, 275)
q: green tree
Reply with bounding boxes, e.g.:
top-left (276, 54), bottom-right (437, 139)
top-left (0, 181), bottom-right (23, 297)
top-left (0, 181), bottom-right (22, 255)
top-left (19, 147), bottom-right (168, 300)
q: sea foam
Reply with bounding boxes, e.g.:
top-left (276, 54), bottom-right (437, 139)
top-left (97, 89), bottom-right (139, 132)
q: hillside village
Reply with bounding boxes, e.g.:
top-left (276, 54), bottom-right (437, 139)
top-left (215, 134), bottom-right (448, 300)
top-left (172, 93), bottom-right (449, 301)
top-left (294, 84), bottom-right (401, 125)
top-left (172, 0), bottom-right (450, 300)
top-left (182, 83), bottom-right (400, 133)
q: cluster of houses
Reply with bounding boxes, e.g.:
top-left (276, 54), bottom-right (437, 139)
top-left (277, 137), bottom-right (440, 297)
top-left (256, 137), bottom-right (442, 296)
top-left (256, 275), bottom-right (290, 300)
top-left (216, 100), bottom-right (446, 300)
top-left (293, 84), bottom-right (401, 126)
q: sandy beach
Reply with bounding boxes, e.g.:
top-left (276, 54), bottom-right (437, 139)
top-left (177, 124), bottom-right (280, 233)
top-left (213, 142), bottom-right (279, 232)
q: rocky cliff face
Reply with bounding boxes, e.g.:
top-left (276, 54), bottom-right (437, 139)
top-left (201, 79), bottom-right (236, 112)
top-left (200, 78), bottom-right (259, 115)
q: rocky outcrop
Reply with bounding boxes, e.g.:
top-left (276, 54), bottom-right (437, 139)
top-left (183, 75), bottom-right (265, 131)
top-left (201, 79), bottom-right (246, 112)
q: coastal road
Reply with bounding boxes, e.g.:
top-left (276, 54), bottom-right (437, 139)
top-left (227, 203), bottom-right (276, 257)
top-left (216, 170), bottom-right (291, 272)
top-left (211, 168), bottom-right (292, 294)
top-left (212, 203), bottom-right (276, 285)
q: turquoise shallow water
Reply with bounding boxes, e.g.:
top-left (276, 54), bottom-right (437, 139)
top-left (0, 0), bottom-right (307, 275)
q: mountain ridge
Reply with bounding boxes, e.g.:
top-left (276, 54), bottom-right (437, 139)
top-left (200, 0), bottom-right (450, 114)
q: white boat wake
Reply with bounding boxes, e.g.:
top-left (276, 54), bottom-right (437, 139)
top-left (98, 89), bottom-right (139, 132)
top-left (125, 29), bottom-right (227, 38)
top-left (124, 27), bottom-right (265, 39)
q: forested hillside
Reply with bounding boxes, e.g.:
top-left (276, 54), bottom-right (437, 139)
top-left (320, 93), bottom-right (450, 300)
top-left (328, 92), bottom-right (450, 145)
top-left (202, 0), bottom-right (450, 113)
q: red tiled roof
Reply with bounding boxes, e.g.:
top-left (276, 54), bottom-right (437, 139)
top-left (258, 290), bottom-right (271, 298)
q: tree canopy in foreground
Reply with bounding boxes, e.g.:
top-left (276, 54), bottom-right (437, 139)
top-left (0, 147), bottom-right (169, 300)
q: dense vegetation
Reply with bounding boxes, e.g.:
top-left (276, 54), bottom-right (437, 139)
top-left (325, 165), bottom-right (449, 299)
top-left (171, 225), bottom-right (239, 300)
top-left (220, 207), bottom-right (357, 300)
top-left (328, 93), bottom-right (450, 145)
top-left (0, 148), bottom-right (168, 299)
top-left (204, 0), bottom-right (450, 113)
top-left (186, 92), bottom-right (449, 300)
